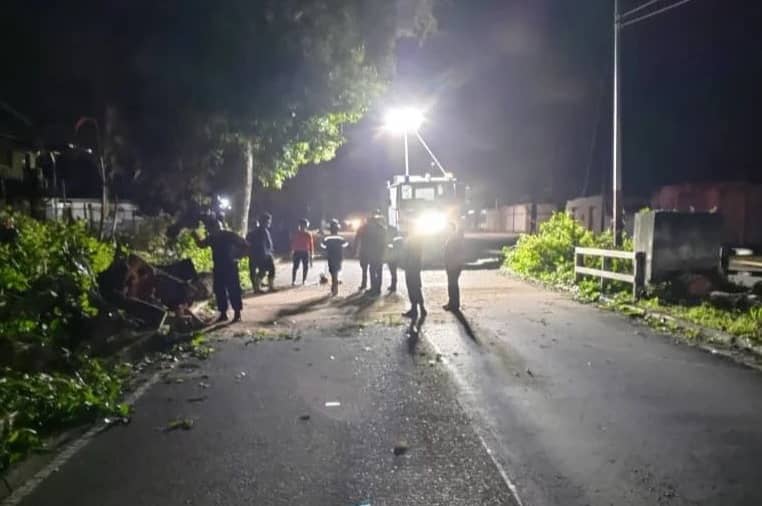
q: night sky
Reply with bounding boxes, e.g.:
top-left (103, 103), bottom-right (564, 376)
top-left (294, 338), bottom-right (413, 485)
top-left (2, 1), bottom-right (760, 224)
top-left (264, 0), bottom-right (762, 223)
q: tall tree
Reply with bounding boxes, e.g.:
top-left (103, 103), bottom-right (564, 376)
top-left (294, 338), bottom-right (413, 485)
top-left (124, 0), bottom-right (434, 232)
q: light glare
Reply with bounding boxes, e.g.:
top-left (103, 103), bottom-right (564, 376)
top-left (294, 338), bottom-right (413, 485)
top-left (384, 107), bottom-right (424, 134)
top-left (415, 210), bottom-right (448, 235)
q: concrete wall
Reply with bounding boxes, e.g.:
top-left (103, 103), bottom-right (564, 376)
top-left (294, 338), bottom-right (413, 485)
top-left (634, 210), bottom-right (724, 282)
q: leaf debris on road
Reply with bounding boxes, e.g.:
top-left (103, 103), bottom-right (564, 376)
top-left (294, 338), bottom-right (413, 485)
top-left (163, 418), bottom-right (195, 432)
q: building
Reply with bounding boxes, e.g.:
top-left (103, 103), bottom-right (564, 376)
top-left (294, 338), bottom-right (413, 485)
top-left (651, 182), bottom-right (762, 246)
top-left (480, 203), bottom-right (555, 233)
top-left (566, 195), bottom-right (608, 233)
top-left (566, 194), bottom-right (648, 235)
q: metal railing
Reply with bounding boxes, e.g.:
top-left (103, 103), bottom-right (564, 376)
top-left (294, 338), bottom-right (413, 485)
top-left (574, 247), bottom-right (646, 299)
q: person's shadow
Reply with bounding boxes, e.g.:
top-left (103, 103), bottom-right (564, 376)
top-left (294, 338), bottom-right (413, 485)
top-left (264, 294), bottom-right (332, 322)
top-left (452, 309), bottom-right (478, 343)
top-left (406, 312), bottom-right (427, 355)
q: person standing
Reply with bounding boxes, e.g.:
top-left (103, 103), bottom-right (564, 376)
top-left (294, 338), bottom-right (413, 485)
top-left (364, 212), bottom-right (387, 296)
top-left (290, 218), bottom-right (313, 285)
top-left (192, 218), bottom-right (247, 322)
top-left (246, 212), bottom-right (276, 292)
top-left (443, 222), bottom-right (465, 311)
top-left (402, 234), bottom-right (426, 318)
top-left (321, 220), bottom-right (349, 296)
top-left (386, 226), bottom-right (404, 293)
top-left (354, 217), bottom-right (370, 291)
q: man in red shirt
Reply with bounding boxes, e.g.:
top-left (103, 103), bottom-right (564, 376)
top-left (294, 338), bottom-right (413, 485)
top-left (290, 218), bottom-right (314, 285)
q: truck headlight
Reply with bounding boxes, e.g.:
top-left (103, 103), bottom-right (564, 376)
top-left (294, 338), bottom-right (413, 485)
top-left (415, 210), bottom-right (448, 235)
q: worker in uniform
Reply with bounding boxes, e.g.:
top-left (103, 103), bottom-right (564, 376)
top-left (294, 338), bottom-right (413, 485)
top-left (354, 216), bottom-right (370, 291)
top-left (321, 219), bottom-right (349, 296)
top-left (443, 222), bottom-right (465, 311)
top-left (192, 218), bottom-right (247, 322)
top-left (364, 211), bottom-right (387, 296)
top-left (246, 213), bottom-right (276, 292)
top-left (402, 233), bottom-right (426, 318)
top-left (386, 225), bottom-right (404, 293)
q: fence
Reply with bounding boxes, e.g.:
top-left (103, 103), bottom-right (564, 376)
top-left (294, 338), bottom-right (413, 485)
top-left (574, 247), bottom-right (646, 299)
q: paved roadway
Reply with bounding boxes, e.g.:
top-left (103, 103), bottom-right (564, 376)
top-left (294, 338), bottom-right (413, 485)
top-left (9, 260), bottom-right (762, 506)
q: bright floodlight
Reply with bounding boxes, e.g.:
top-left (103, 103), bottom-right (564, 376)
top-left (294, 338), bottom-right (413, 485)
top-left (217, 195), bottom-right (231, 211)
top-left (384, 107), bottom-right (424, 133)
top-left (415, 210), bottom-right (448, 235)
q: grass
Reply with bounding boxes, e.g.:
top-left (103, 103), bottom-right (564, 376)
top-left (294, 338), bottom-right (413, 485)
top-left (636, 299), bottom-right (762, 345)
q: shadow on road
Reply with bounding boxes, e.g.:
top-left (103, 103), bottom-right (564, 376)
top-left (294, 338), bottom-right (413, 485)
top-left (243, 285), bottom-right (299, 299)
top-left (452, 309), bottom-right (479, 343)
top-left (336, 291), bottom-right (386, 318)
top-left (265, 294), bottom-right (331, 322)
top-left (406, 312), bottom-right (427, 356)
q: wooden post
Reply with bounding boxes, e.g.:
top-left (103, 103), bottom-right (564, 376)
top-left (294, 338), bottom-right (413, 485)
top-left (574, 248), bottom-right (583, 284)
top-left (600, 255), bottom-right (608, 292)
top-left (633, 251), bottom-right (645, 300)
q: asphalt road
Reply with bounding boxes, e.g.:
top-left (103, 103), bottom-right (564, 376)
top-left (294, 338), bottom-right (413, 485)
top-left (10, 260), bottom-right (762, 506)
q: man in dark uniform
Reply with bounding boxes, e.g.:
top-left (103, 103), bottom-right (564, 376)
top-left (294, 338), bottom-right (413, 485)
top-left (364, 212), bottom-right (387, 296)
top-left (443, 222), bottom-right (465, 311)
top-left (354, 217), bottom-right (370, 291)
top-left (246, 213), bottom-right (276, 292)
top-left (192, 219), bottom-right (247, 322)
top-left (321, 219), bottom-right (349, 296)
top-left (402, 233), bottom-right (426, 318)
top-left (386, 226), bottom-right (404, 293)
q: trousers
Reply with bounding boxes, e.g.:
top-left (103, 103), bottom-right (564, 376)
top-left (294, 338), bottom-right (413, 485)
top-left (213, 262), bottom-right (242, 313)
top-left (446, 268), bottom-right (462, 309)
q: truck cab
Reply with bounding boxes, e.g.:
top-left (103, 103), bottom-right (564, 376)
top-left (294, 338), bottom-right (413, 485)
top-left (387, 173), bottom-right (463, 237)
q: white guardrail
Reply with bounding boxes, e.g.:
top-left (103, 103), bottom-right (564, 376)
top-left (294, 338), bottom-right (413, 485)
top-left (574, 247), bottom-right (646, 299)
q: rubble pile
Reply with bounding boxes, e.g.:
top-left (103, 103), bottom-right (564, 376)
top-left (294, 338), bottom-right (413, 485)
top-left (97, 254), bottom-right (213, 332)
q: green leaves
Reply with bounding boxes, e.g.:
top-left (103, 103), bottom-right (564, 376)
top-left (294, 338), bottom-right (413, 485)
top-left (504, 212), bottom-right (633, 287)
top-left (0, 212), bottom-right (115, 350)
top-left (0, 357), bottom-right (128, 475)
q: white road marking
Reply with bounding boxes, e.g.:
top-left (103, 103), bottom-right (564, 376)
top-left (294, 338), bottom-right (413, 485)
top-left (424, 333), bottom-right (525, 506)
top-left (1, 369), bottom-right (165, 506)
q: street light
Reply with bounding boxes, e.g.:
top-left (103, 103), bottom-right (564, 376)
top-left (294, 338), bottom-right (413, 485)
top-left (384, 107), bottom-right (424, 177)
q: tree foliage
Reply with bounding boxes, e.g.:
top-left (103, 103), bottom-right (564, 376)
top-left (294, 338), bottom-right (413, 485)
top-left (0, 211), bottom-right (114, 352)
top-left (504, 212), bottom-right (632, 286)
top-left (115, 0), bottom-right (431, 218)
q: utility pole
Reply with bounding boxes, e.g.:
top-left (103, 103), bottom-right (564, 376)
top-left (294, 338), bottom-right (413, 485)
top-left (612, 0), bottom-right (698, 246)
top-left (612, 0), bottom-right (622, 246)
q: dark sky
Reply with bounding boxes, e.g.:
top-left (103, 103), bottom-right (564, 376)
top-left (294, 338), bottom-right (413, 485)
top-left (2, 0), bottom-right (760, 224)
top-left (264, 0), bottom-right (762, 223)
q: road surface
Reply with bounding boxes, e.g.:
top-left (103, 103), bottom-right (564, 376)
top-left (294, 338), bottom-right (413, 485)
top-left (8, 260), bottom-right (762, 505)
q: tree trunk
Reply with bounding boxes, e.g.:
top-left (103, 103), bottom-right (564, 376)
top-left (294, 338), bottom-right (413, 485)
top-left (98, 156), bottom-right (108, 239)
top-left (110, 191), bottom-right (119, 240)
top-left (238, 138), bottom-right (254, 235)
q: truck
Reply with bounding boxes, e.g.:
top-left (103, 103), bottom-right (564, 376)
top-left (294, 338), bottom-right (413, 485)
top-left (386, 172), bottom-right (466, 264)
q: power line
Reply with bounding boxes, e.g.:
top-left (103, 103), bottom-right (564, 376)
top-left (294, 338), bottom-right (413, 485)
top-left (619, 0), bottom-right (668, 20)
top-left (618, 0), bottom-right (699, 28)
